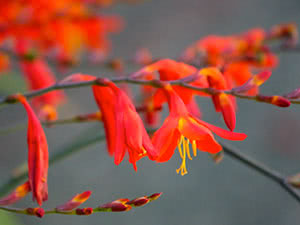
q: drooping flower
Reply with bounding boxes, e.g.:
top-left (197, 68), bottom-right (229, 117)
top-left (199, 67), bottom-right (237, 131)
top-left (61, 74), bottom-right (158, 170)
top-left (15, 39), bottom-right (65, 121)
top-left (152, 84), bottom-right (247, 176)
top-left (105, 81), bottom-right (159, 170)
top-left (16, 95), bottom-right (49, 206)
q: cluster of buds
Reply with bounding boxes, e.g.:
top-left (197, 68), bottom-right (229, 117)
top-left (0, 186), bottom-right (162, 218)
top-left (98, 193), bottom-right (162, 212)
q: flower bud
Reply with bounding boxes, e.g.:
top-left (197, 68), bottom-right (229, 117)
top-left (76, 207), bottom-right (93, 215)
top-left (128, 197), bottom-right (150, 207)
top-left (99, 199), bottom-right (131, 212)
top-left (26, 208), bottom-right (45, 218)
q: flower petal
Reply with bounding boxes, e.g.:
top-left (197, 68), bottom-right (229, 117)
top-left (196, 118), bottom-right (247, 140)
top-left (152, 117), bottom-right (180, 162)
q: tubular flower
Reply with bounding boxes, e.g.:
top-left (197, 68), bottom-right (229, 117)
top-left (106, 82), bottom-right (159, 170)
top-left (16, 95), bottom-right (49, 206)
top-left (60, 73), bottom-right (116, 156)
top-left (15, 39), bottom-right (65, 121)
top-left (61, 74), bottom-right (158, 170)
top-left (200, 67), bottom-right (237, 131)
top-left (152, 84), bottom-right (246, 176)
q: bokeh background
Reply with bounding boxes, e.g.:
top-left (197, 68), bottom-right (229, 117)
top-left (1, 0), bottom-right (300, 224)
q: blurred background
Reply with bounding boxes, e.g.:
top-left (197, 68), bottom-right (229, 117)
top-left (1, 0), bottom-right (300, 224)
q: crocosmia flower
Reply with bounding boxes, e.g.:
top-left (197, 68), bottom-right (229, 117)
top-left (152, 84), bottom-right (246, 176)
top-left (16, 95), bottom-right (49, 206)
top-left (106, 81), bottom-right (159, 170)
top-left (61, 74), bottom-right (159, 170)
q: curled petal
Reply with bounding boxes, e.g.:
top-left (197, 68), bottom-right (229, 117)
top-left (196, 118), bottom-right (247, 141)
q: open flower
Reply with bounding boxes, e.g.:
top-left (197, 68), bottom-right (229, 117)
top-left (16, 95), bottom-right (49, 205)
top-left (152, 84), bottom-right (246, 176)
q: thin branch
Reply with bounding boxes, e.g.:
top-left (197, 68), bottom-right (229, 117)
top-left (0, 75), bottom-right (294, 107)
top-left (221, 142), bottom-right (300, 203)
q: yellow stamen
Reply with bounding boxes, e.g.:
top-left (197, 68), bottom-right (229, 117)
top-left (177, 135), bottom-right (184, 158)
top-left (176, 135), bottom-right (197, 176)
top-left (186, 139), bottom-right (193, 160)
top-left (192, 140), bottom-right (197, 157)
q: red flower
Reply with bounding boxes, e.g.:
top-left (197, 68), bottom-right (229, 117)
top-left (106, 82), bottom-right (159, 170)
top-left (16, 95), bottom-right (49, 206)
top-left (152, 85), bottom-right (246, 175)
top-left (61, 74), bottom-right (158, 170)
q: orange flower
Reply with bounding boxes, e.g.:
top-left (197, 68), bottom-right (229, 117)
top-left (61, 74), bottom-right (158, 170)
top-left (16, 95), bottom-right (49, 206)
top-left (152, 85), bottom-right (246, 175)
top-left (106, 81), bottom-right (159, 170)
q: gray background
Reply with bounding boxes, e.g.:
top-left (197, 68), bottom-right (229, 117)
top-left (1, 0), bottom-right (300, 224)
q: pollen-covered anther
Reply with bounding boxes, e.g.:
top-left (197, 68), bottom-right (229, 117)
top-left (176, 135), bottom-right (196, 176)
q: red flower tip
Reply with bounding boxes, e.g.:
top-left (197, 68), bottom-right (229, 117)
top-left (128, 197), bottom-right (150, 207)
top-left (76, 207), bottom-right (93, 215)
top-left (56, 191), bottom-right (92, 211)
top-left (258, 95), bottom-right (291, 107)
top-left (148, 192), bottom-right (163, 201)
top-left (26, 208), bottom-right (45, 218)
top-left (0, 181), bottom-right (31, 206)
top-left (271, 96), bottom-right (291, 107)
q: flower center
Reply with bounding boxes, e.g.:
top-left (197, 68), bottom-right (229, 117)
top-left (176, 135), bottom-right (197, 176)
